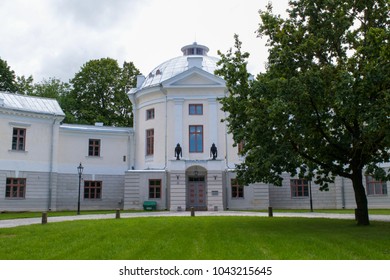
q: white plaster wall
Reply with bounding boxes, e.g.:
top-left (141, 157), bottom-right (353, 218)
top-left (0, 113), bottom-right (59, 172)
top-left (58, 125), bottom-right (132, 175)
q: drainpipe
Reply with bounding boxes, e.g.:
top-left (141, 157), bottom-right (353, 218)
top-left (128, 94), bottom-right (137, 170)
top-left (341, 177), bottom-right (346, 209)
top-left (48, 116), bottom-right (57, 211)
top-left (159, 83), bottom-right (169, 209)
top-left (223, 90), bottom-right (232, 210)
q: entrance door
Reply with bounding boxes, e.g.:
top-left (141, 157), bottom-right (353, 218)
top-left (187, 176), bottom-right (207, 211)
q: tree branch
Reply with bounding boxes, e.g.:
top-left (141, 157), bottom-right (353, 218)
top-left (309, 96), bottom-right (350, 155)
top-left (290, 140), bottom-right (352, 179)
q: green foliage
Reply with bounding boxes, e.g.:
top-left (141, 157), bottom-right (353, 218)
top-left (0, 217), bottom-right (389, 259)
top-left (32, 78), bottom-right (73, 122)
top-left (68, 58), bottom-right (140, 127)
top-left (217, 0), bottom-right (390, 225)
top-left (0, 58), bottom-right (18, 92)
top-left (15, 75), bottom-right (34, 95)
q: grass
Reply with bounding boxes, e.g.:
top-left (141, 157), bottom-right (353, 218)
top-left (252, 209), bottom-right (390, 215)
top-left (0, 216), bottom-right (389, 260)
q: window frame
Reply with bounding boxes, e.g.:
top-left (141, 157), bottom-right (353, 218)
top-left (146, 129), bottom-right (154, 156)
top-left (88, 139), bottom-right (101, 157)
top-left (12, 128), bottom-right (26, 151)
top-left (189, 125), bottom-right (203, 153)
top-left (5, 178), bottom-right (26, 199)
top-left (146, 108), bottom-right (155, 120)
top-left (237, 140), bottom-right (245, 155)
top-left (231, 178), bottom-right (244, 199)
top-left (149, 179), bottom-right (162, 199)
top-left (366, 175), bottom-right (388, 196)
top-left (84, 180), bottom-right (102, 199)
top-left (290, 179), bottom-right (309, 198)
top-left (189, 104), bottom-right (203, 115)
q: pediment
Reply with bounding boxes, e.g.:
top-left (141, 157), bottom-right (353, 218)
top-left (162, 67), bottom-right (225, 88)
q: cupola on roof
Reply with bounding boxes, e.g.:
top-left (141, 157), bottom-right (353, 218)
top-left (181, 42), bottom-right (209, 56)
top-left (140, 42), bottom-right (219, 89)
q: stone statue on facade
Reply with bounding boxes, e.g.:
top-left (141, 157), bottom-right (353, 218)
top-left (210, 143), bottom-right (217, 160)
top-left (175, 143), bottom-right (182, 160)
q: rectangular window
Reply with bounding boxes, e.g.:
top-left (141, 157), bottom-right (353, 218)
top-left (366, 175), bottom-right (388, 196)
top-left (146, 108), bottom-right (155, 120)
top-left (84, 181), bottom-right (102, 199)
top-left (189, 104), bottom-right (203, 115)
top-left (189, 125), bottom-right (203, 153)
top-left (5, 178), bottom-right (26, 198)
top-left (291, 179), bottom-right (309, 197)
top-left (88, 139), bottom-right (100, 156)
top-left (196, 48), bottom-right (204, 55)
top-left (238, 140), bottom-right (245, 155)
top-left (149, 179), bottom-right (161, 199)
top-left (146, 129), bottom-right (154, 156)
top-left (231, 178), bottom-right (244, 198)
top-left (12, 128), bottom-right (26, 151)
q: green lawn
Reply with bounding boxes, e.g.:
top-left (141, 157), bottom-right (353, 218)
top-left (255, 209), bottom-right (390, 215)
top-left (0, 216), bottom-right (389, 260)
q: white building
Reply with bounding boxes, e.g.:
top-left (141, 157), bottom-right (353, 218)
top-left (0, 43), bottom-right (388, 212)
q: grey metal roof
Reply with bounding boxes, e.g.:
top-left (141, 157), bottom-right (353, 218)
top-left (139, 42), bottom-right (220, 90)
top-left (0, 91), bottom-right (65, 116)
top-left (141, 55), bottom-right (220, 89)
top-left (141, 55), bottom-right (219, 88)
top-left (60, 123), bottom-right (133, 134)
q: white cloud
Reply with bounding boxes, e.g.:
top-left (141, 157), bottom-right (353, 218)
top-left (0, 0), bottom-right (289, 82)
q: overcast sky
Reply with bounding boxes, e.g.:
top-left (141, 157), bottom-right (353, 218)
top-left (0, 0), bottom-right (289, 83)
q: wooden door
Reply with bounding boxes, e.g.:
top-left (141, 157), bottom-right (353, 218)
top-left (187, 176), bottom-right (207, 210)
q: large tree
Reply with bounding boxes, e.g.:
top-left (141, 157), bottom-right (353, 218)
top-left (69, 58), bottom-right (140, 127)
top-left (216, 0), bottom-right (390, 225)
top-left (0, 58), bottom-right (18, 92)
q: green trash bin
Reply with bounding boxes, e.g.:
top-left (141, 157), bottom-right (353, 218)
top-left (143, 201), bottom-right (157, 211)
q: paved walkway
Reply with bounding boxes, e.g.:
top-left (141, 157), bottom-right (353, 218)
top-left (1, 211), bottom-right (390, 228)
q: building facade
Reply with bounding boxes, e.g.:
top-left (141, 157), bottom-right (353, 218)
top-left (0, 43), bottom-right (388, 212)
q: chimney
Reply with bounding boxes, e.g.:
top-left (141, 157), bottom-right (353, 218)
top-left (136, 75), bottom-right (146, 88)
top-left (187, 57), bottom-right (203, 68)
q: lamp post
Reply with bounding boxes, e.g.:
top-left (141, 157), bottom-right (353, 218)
top-left (309, 180), bottom-right (313, 212)
top-left (77, 163), bottom-right (84, 215)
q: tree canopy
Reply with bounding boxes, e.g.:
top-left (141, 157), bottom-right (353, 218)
top-left (0, 58), bottom-right (18, 92)
top-left (68, 58), bottom-right (140, 127)
top-left (1, 56), bottom-right (141, 127)
top-left (216, 0), bottom-right (390, 225)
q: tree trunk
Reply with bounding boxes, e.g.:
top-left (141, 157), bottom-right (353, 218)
top-left (351, 170), bottom-right (370, 226)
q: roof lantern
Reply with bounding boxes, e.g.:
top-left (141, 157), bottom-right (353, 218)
top-left (131, 42), bottom-right (218, 90)
top-left (181, 42), bottom-right (209, 56)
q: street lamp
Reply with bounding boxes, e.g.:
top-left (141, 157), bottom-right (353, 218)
top-left (77, 163), bottom-right (84, 215)
top-left (309, 180), bottom-right (313, 212)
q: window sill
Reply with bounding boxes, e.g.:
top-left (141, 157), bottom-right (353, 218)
top-left (85, 156), bottom-right (103, 159)
top-left (145, 156), bottom-right (154, 162)
top-left (5, 197), bottom-right (26, 200)
top-left (8, 149), bottom-right (28, 154)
